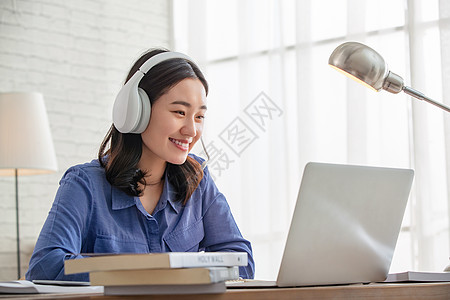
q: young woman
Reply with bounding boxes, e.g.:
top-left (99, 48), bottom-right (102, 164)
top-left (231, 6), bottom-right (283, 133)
top-left (25, 49), bottom-right (254, 281)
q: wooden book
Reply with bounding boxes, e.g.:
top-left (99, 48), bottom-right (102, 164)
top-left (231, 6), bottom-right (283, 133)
top-left (64, 252), bottom-right (247, 275)
top-left (89, 266), bottom-right (239, 286)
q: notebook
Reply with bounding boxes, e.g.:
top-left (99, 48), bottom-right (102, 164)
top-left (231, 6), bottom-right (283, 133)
top-left (228, 162), bottom-right (414, 288)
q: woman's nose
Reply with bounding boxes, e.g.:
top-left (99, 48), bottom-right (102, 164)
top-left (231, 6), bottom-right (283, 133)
top-left (181, 117), bottom-right (197, 137)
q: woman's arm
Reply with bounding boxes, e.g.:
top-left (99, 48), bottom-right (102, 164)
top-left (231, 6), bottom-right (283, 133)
top-left (199, 167), bottom-right (255, 279)
top-left (25, 167), bottom-right (93, 281)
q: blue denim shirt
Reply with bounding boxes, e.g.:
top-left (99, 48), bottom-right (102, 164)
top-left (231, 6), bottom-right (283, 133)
top-left (25, 155), bottom-right (254, 281)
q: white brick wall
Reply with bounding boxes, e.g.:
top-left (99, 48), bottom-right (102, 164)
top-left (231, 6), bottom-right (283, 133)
top-left (0, 0), bottom-right (171, 280)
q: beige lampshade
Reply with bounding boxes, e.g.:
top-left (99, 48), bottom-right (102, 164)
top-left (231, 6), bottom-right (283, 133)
top-left (0, 92), bottom-right (57, 176)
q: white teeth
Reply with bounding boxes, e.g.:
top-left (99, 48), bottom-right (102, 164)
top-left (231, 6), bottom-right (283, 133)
top-left (170, 138), bottom-right (188, 148)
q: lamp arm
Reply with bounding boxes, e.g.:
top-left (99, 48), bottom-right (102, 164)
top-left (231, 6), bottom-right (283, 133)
top-left (402, 86), bottom-right (450, 113)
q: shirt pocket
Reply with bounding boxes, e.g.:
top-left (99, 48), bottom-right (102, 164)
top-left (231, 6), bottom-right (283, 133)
top-left (164, 218), bottom-right (205, 252)
top-left (93, 234), bottom-right (149, 253)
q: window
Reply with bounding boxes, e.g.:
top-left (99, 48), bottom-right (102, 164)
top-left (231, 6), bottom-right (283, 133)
top-left (173, 0), bottom-right (450, 279)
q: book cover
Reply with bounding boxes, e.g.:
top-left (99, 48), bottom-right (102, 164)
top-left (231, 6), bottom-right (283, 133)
top-left (89, 266), bottom-right (239, 286)
top-left (104, 282), bottom-right (226, 295)
top-left (64, 252), bottom-right (247, 275)
top-left (384, 271), bottom-right (450, 282)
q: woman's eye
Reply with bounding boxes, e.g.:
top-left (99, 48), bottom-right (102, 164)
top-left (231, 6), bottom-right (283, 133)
top-left (174, 111), bottom-right (185, 116)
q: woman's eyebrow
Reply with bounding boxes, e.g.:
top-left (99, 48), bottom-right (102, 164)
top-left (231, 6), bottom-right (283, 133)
top-left (170, 100), bottom-right (207, 110)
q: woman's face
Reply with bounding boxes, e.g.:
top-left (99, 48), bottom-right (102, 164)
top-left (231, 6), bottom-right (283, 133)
top-left (140, 78), bottom-right (207, 166)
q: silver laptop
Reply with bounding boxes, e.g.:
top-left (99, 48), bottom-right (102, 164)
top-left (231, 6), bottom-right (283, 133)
top-left (229, 162), bottom-right (414, 287)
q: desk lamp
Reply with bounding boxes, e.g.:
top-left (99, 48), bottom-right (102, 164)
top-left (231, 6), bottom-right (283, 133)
top-left (0, 92), bottom-right (57, 279)
top-left (328, 41), bottom-right (450, 113)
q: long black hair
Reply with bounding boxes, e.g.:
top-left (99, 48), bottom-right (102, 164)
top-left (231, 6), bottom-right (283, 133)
top-left (98, 48), bottom-right (209, 204)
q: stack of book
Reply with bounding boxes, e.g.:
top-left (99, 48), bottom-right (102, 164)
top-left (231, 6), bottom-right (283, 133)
top-left (64, 252), bottom-right (248, 295)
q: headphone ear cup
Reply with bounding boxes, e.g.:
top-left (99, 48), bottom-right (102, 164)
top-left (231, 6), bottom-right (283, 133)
top-left (113, 71), bottom-right (145, 133)
top-left (113, 52), bottom-right (194, 134)
top-left (132, 88), bottom-right (151, 134)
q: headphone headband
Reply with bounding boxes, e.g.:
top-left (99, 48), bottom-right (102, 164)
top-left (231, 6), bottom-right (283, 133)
top-left (112, 52), bottom-right (195, 134)
top-left (139, 52), bottom-right (193, 74)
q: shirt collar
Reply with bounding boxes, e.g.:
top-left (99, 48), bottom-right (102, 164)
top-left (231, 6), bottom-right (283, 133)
top-left (111, 172), bottom-right (183, 214)
top-left (156, 172), bottom-right (182, 214)
top-left (111, 187), bottom-right (137, 210)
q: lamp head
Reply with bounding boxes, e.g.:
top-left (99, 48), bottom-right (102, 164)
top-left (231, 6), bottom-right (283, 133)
top-left (328, 41), bottom-right (404, 94)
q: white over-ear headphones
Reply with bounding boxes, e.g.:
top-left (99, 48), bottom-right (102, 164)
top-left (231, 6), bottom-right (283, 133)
top-left (112, 52), bottom-right (194, 134)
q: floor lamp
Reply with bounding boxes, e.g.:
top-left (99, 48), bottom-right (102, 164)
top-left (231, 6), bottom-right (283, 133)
top-left (0, 92), bottom-right (57, 279)
top-left (328, 41), bottom-right (450, 113)
top-left (328, 42), bottom-right (450, 271)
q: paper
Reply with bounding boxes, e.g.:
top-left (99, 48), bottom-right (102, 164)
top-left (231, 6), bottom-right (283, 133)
top-left (0, 280), bottom-right (103, 294)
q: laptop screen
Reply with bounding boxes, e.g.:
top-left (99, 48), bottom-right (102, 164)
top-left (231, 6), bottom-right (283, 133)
top-left (277, 162), bottom-right (414, 287)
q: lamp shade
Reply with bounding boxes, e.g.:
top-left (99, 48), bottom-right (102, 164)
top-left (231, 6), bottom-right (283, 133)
top-left (328, 41), bottom-right (404, 94)
top-left (0, 92), bottom-right (57, 176)
top-left (328, 41), bottom-right (450, 113)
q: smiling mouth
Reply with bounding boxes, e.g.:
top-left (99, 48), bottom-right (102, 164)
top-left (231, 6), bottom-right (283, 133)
top-left (169, 138), bottom-right (189, 150)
